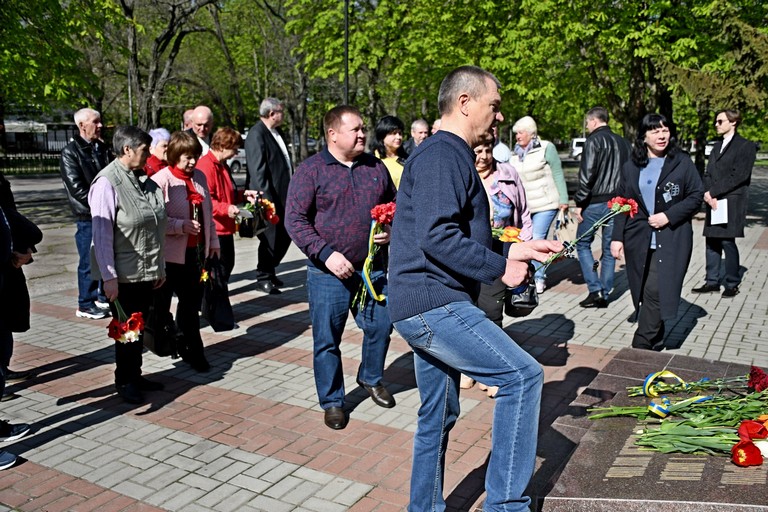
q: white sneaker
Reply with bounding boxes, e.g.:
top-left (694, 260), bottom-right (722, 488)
top-left (76, 306), bottom-right (109, 320)
top-left (535, 279), bottom-right (546, 294)
top-left (95, 301), bottom-right (110, 310)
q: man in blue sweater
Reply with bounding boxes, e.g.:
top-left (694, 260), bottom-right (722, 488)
top-left (388, 66), bottom-right (562, 512)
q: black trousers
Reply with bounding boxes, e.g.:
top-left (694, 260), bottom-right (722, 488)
top-left (632, 250), bottom-right (665, 349)
top-left (218, 234), bottom-right (235, 282)
top-left (112, 281), bottom-right (153, 385)
top-left (160, 248), bottom-right (206, 362)
top-left (256, 221), bottom-right (292, 281)
top-left (704, 237), bottom-right (740, 289)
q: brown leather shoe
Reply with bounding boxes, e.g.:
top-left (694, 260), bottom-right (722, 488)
top-left (323, 407), bottom-right (347, 430)
top-left (357, 379), bottom-right (396, 408)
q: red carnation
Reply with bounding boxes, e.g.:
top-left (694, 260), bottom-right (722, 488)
top-left (188, 192), bottom-right (204, 205)
top-left (371, 202), bottom-right (396, 225)
top-left (748, 366), bottom-right (768, 392)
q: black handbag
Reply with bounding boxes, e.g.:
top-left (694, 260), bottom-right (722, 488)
top-left (238, 208), bottom-right (268, 238)
top-left (201, 255), bottom-right (236, 332)
top-left (504, 282), bottom-right (539, 317)
top-left (143, 291), bottom-right (180, 357)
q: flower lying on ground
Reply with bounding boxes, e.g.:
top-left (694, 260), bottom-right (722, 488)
top-left (106, 300), bottom-right (144, 343)
top-left (590, 366), bottom-right (768, 467)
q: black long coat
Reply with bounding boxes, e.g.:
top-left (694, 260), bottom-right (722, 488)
top-left (612, 151), bottom-right (703, 320)
top-left (703, 133), bottom-right (757, 238)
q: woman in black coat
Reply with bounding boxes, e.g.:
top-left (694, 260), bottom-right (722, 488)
top-left (692, 109), bottom-right (757, 297)
top-left (611, 114), bottom-right (704, 350)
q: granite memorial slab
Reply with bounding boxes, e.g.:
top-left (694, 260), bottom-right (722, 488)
top-left (540, 348), bottom-right (768, 511)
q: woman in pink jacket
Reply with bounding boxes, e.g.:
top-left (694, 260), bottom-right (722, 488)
top-left (151, 131), bottom-right (220, 372)
top-left (461, 141), bottom-right (533, 393)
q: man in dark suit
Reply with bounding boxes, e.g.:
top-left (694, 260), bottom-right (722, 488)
top-left (692, 108), bottom-right (758, 298)
top-left (245, 98), bottom-right (293, 293)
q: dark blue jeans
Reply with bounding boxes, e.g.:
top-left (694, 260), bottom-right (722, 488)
top-left (75, 220), bottom-right (104, 309)
top-left (306, 263), bottom-right (392, 410)
top-left (576, 203), bottom-right (615, 295)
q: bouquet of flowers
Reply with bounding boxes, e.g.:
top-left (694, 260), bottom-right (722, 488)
top-left (588, 365), bottom-right (768, 467)
top-left (107, 299), bottom-right (144, 343)
top-left (355, 202), bottom-right (396, 307)
top-left (239, 194), bottom-right (279, 238)
top-left (539, 196), bottom-right (639, 273)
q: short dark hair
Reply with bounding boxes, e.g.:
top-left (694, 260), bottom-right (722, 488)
top-left (631, 113), bottom-right (680, 167)
top-left (210, 127), bottom-right (242, 151)
top-left (586, 106), bottom-right (609, 124)
top-left (437, 66), bottom-right (500, 116)
top-left (112, 126), bottom-right (151, 156)
top-left (716, 108), bottom-right (742, 127)
top-left (371, 115), bottom-right (407, 161)
top-left (323, 105), bottom-right (362, 134)
top-left (166, 131), bottom-right (203, 166)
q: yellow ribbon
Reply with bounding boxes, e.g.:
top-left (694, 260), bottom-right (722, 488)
top-left (361, 220), bottom-right (385, 303)
top-left (642, 370), bottom-right (687, 397)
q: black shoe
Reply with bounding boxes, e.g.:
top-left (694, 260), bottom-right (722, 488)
top-left (115, 382), bottom-right (144, 404)
top-left (256, 280), bottom-right (281, 294)
top-left (722, 287), bottom-right (740, 298)
top-left (692, 284), bottom-right (720, 294)
top-left (5, 370), bottom-right (32, 382)
top-left (270, 275), bottom-right (284, 287)
top-left (323, 407), bottom-right (347, 430)
top-left (182, 355), bottom-right (210, 373)
top-left (579, 292), bottom-right (607, 308)
top-left (136, 377), bottom-right (164, 392)
top-left (357, 379), bottom-right (396, 408)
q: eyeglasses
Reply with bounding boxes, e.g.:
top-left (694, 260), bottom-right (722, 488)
top-left (714, 119), bottom-right (728, 126)
top-left (272, 110), bottom-right (284, 115)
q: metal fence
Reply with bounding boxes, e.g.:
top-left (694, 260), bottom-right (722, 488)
top-left (0, 153), bottom-right (61, 175)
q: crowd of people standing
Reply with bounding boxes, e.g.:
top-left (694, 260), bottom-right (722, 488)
top-left (0, 65), bottom-right (758, 512)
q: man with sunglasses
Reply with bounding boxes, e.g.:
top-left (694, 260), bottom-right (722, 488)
top-left (692, 109), bottom-right (757, 298)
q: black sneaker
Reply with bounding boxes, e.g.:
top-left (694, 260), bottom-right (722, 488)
top-left (115, 383), bottom-right (144, 404)
top-left (0, 420), bottom-right (30, 443)
top-left (136, 377), bottom-right (165, 392)
top-left (5, 370), bottom-right (32, 382)
top-left (76, 306), bottom-right (109, 320)
top-left (270, 275), bottom-right (284, 287)
top-left (579, 292), bottom-right (607, 308)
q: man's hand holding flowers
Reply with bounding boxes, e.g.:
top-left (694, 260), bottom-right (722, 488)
top-left (502, 240), bottom-right (564, 289)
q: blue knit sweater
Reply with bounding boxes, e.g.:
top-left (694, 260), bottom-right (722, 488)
top-left (388, 131), bottom-right (507, 323)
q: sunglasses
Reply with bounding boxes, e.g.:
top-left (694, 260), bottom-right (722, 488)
top-left (714, 119), bottom-right (728, 126)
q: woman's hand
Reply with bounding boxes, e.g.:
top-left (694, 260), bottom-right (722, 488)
top-left (648, 213), bottom-right (669, 230)
top-left (10, 249), bottom-right (32, 268)
top-left (228, 204), bottom-right (240, 218)
top-left (244, 190), bottom-right (262, 204)
top-left (182, 219), bottom-right (201, 235)
top-left (103, 278), bottom-right (119, 301)
top-left (209, 247), bottom-right (221, 260)
top-left (610, 241), bottom-right (624, 260)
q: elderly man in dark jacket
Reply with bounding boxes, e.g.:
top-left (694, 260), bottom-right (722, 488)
top-left (573, 106), bottom-right (631, 308)
top-left (60, 108), bottom-right (110, 319)
top-left (692, 109), bottom-right (758, 298)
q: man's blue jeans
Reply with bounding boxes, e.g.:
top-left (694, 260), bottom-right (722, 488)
top-left (576, 203), bottom-right (615, 295)
top-left (306, 264), bottom-right (392, 410)
top-left (394, 301), bottom-right (543, 512)
top-left (75, 220), bottom-right (100, 309)
top-left (530, 209), bottom-right (557, 281)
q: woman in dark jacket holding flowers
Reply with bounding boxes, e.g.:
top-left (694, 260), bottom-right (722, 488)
top-left (611, 114), bottom-right (703, 350)
top-left (151, 131), bottom-right (220, 372)
top-left (90, 126), bottom-right (167, 404)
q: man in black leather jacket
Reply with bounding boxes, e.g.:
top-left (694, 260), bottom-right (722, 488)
top-left (59, 108), bottom-right (111, 319)
top-left (573, 106), bottom-right (631, 308)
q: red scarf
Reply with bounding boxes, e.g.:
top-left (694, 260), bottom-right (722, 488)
top-left (169, 165), bottom-right (204, 247)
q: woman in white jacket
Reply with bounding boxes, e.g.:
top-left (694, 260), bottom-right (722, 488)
top-left (509, 116), bottom-right (569, 293)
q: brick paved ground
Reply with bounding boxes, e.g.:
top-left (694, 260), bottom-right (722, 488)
top-left (1, 168), bottom-right (767, 511)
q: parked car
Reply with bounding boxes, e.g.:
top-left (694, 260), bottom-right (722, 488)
top-left (287, 136), bottom-right (319, 155)
top-left (570, 137), bottom-right (586, 160)
top-left (227, 148), bottom-right (247, 173)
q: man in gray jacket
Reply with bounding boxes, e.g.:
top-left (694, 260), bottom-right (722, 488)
top-left (573, 106), bottom-right (631, 308)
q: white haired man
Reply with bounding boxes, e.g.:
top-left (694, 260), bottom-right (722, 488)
top-left (59, 108), bottom-right (111, 319)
